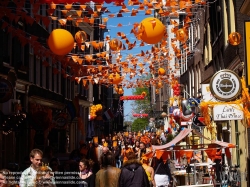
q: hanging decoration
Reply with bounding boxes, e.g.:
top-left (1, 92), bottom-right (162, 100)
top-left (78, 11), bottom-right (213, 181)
top-left (0, 0), bottom-right (211, 89)
top-left (132, 113), bottom-right (148, 118)
top-left (228, 32), bottom-right (241, 46)
top-left (120, 95), bottom-right (145, 100)
top-left (48, 29), bottom-right (75, 56)
top-left (134, 17), bottom-right (166, 44)
top-left (109, 38), bottom-right (123, 51)
top-left (90, 104), bottom-right (103, 121)
top-left (109, 73), bottom-right (123, 85)
top-left (158, 68), bottom-right (166, 76)
top-left (75, 31), bottom-right (87, 48)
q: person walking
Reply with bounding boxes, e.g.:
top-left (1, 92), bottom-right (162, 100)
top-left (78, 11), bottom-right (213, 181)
top-left (142, 156), bottom-right (156, 187)
top-left (78, 159), bottom-right (95, 187)
top-left (119, 152), bottom-right (150, 187)
top-left (95, 152), bottom-right (121, 187)
top-left (19, 149), bottom-right (46, 187)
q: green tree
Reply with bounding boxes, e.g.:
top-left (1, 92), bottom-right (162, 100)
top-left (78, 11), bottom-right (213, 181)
top-left (131, 118), bottom-right (148, 132)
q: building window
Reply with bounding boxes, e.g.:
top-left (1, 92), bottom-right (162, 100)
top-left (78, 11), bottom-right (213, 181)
top-left (0, 30), bottom-right (11, 64)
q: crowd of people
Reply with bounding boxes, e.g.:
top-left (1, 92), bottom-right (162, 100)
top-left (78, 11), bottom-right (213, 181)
top-left (0, 131), bottom-right (181, 187)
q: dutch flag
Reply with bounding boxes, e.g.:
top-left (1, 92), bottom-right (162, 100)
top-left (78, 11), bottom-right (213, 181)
top-left (103, 108), bottom-right (114, 120)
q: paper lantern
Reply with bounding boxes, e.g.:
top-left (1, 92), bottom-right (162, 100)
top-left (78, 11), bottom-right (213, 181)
top-left (176, 28), bottom-right (188, 43)
top-left (228, 32), bottom-right (241, 46)
top-left (158, 68), bottom-right (166, 75)
top-left (48, 29), bottom-right (74, 56)
top-left (139, 17), bottom-right (165, 44)
top-left (109, 73), bottom-right (123, 84)
top-left (109, 38), bottom-right (122, 51)
top-left (75, 31), bottom-right (87, 44)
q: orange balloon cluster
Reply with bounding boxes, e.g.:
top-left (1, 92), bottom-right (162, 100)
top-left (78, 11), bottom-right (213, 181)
top-left (115, 86), bottom-right (124, 94)
top-left (172, 80), bottom-right (181, 96)
top-left (90, 104), bottom-right (102, 120)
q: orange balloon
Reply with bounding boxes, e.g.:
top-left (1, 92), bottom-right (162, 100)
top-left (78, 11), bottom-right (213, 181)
top-left (118, 87), bottom-right (124, 94)
top-left (75, 31), bottom-right (87, 44)
top-left (141, 91), bottom-right (147, 96)
top-left (109, 73), bottom-right (123, 84)
top-left (158, 68), bottom-right (166, 75)
top-left (228, 32), bottom-right (241, 46)
top-left (139, 17), bottom-right (165, 44)
top-left (176, 28), bottom-right (188, 42)
top-left (48, 29), bottom-right (74, 56)
top-left (109, 38), bottom-right (122, 51)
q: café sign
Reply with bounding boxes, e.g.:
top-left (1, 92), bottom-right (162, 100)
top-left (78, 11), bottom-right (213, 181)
top-left (210, 69), bottom-right (241, 101)
top-left (213, 104), bottom-right (244, 121)
top-left (0, 78), bottom-right (13, 103)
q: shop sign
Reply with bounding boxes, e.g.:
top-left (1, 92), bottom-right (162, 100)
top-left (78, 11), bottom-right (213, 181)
top-left (54, 113), bottom-right (68, 129)
top-left (210, 69), bottom-right (242, 101)
top-left (213, 104), bottom-right (243, 121)
top-left (0, 79), bottom-right (13, 103)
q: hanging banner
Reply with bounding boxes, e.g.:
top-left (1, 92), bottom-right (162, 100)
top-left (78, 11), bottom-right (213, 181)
top-left (0, 79), bottom-right (13, 103)
top-left (213, 104), bottom-right (244, 121)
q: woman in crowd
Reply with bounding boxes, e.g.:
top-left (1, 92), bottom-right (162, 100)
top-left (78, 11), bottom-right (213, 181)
top-left (0, 169), bottom-right (16, 187)
top-left (78, 159), bottom-right (95, 187)
top-left (141, 156), bottom-right (156, 187)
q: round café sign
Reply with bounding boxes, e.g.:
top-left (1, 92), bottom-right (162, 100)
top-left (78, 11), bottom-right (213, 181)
top-left (210, 69), bottom-right (241, 101)
top-left (0, 78), bottom-right (13, 103)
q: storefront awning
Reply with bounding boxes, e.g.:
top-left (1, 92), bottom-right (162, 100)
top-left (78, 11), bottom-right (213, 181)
top-left (152, 128), bottom-right (192, 150)
top-left (192, 130), bottom-right (236, 148)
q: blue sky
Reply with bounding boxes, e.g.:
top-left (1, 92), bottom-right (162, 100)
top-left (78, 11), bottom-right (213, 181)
top-left (103, 2), bottom-right (152, 121)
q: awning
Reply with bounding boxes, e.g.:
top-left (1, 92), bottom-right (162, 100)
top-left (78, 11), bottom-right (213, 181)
top-left (152, 128), bottom-right (192, 150)
top-left (192, 130), bottom-right (236, 148)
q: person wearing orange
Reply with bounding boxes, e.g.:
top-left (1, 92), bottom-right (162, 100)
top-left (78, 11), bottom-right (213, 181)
top-left (142, 156), bottom-right (156, 187)
top-left (121, 142), bottom-right (134, 163)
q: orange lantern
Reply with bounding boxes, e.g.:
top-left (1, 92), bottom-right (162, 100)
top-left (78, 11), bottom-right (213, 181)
top-left (75, 31), bottom-right (87, 44)
top-left (118, 87), bottom-right (124, 94)
top-left (48, 29), bottom-right (74, 56)
top-left (158, 68), bottom-right (166, 75)
top-left (228, 32), bottom-right (241, 46)
top-left (157, 82), bottom-right (163, 88)
top-left (109, 73), bottom-right (123, 85)
top-left (109, 38), bottom-right (122, 51)
top-left (139, 17), bottom-right (165, 44)
top-left (141, 91), bottom-right (147, 96)
top-left (155, 89), bottom-right (159, 94)
top-left (176, 28), bottom-right (188, 43)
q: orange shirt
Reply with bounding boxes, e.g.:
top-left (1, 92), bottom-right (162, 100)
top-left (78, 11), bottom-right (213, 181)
top-left (121, 147), bottom-right (134, 162)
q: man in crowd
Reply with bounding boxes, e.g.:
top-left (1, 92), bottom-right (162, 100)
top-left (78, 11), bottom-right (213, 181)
top-left (19, 149), bottom-right (44, 187)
